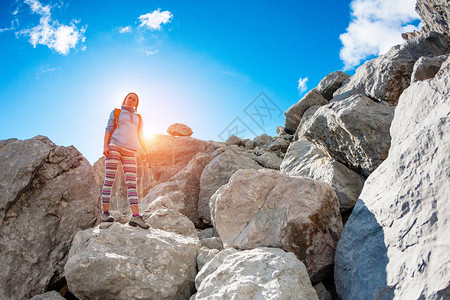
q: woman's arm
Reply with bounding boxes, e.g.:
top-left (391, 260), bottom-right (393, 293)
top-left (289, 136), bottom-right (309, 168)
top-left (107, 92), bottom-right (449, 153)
top-left (103, 132), bottom-right (111, 157)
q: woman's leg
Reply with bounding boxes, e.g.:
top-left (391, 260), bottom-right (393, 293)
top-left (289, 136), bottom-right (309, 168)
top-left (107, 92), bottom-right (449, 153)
top-left (120, 148), bottom-right (140, 215)
top-left (101, 144), bottom-right (122, 212)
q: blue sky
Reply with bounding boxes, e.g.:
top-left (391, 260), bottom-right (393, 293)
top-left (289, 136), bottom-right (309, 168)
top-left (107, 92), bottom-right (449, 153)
top-left (0, 0), bottom-right (420, 164)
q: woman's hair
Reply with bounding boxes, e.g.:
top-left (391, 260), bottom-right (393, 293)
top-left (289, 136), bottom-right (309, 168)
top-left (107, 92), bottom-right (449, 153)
top-left (122, 92), bottom-right (139, 111)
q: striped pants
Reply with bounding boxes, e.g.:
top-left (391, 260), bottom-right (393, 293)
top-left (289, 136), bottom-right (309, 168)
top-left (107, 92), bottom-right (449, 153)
top-left (101, 143), bottom-right (139, 205)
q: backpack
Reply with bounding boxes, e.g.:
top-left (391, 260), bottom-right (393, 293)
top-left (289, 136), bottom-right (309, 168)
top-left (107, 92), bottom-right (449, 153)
top-left (112, 108), bottom-right (142, 134)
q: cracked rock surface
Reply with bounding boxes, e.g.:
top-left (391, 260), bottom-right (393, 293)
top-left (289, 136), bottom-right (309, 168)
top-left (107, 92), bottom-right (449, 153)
top-left (64, 223), bottom-right (201, 300)
top-left (211, 168), bottom-right (343, 282)
top-left (334, 65), bottom-right (450, 300)
top-left (0, 135), bottom-right (100, 300)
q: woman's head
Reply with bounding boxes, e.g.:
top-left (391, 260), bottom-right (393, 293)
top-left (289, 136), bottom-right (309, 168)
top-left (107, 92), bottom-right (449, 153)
top-left (122, 92), bottom-right (139, 111)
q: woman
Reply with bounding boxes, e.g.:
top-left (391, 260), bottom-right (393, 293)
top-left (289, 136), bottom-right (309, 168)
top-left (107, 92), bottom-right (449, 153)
top-left (100, 92), bottom-right (150, 229)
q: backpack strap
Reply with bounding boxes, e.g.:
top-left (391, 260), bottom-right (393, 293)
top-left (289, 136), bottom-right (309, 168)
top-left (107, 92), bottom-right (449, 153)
top-left (112, 108), bottom-right (121, 134)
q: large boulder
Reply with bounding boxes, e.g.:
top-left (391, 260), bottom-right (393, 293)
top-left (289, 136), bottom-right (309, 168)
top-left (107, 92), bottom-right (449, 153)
top-left (141, 152), bottom-right (215, 227)
top-left (334, 67), bottom-right (450, 299)
top-left (299, 94), bottom-right (395, 177)
top-left (198, 149), bottom-right (262, 224)
top-left (143, 208), bottom-right (198, 238)
top-left (167, 123), bottom-right (194, 137)
top-left (0, 136), bottom-right (100, 300)
top-left (284, 90), bottom-right (328, 133)
top-left (211, 168), bottom-right (343, 282)
top-left (411, 54), bottom-right (448, 83)
top-left (64, 223), bottom-right (201, 300)
top-left (333, 32), bottom-right (450, 105)
top-left (93, 135), bottom-right (218, 216)
top-left (193, 247), bottom-right (318, 300)
top-left (280, 139), bottom-right (365, 212)
top-left (416, 0), bottom-right (450, 36)
top-left (314, 71), bottom-right (351, 100)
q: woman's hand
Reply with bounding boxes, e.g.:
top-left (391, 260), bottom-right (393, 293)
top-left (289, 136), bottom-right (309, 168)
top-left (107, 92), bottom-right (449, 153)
top-left (103, 145), bottom-right (111, 157)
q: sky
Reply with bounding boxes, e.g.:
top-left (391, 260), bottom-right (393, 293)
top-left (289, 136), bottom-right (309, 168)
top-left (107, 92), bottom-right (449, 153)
top-left (0, 0), bottom-right (421, 164)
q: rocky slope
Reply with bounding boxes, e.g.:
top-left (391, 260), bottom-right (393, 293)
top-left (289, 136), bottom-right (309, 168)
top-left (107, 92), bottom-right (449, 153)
top-left (1, 1), bottom-right (449, 299)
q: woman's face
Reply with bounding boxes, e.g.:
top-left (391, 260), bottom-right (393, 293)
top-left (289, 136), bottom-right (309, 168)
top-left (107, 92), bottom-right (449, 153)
top-left (124, 93), bottom-right (138, 109)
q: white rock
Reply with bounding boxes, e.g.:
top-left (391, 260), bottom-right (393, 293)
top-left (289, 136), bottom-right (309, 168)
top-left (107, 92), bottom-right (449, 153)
top-left (335, 67), bottom-right (450, 299)
top-left (194, 247), bottom-right (318, 300)
top-left (211, 168), bottom-right (343, 282)
top-left (64, 223), bottom-right (201, 300)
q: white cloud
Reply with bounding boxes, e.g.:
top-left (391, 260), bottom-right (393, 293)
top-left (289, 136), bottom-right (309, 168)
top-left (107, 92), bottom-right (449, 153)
top-left (298, 77), bottom-right (308, 94)
top-left (138, 9), bottom-right (173, 30)
top-left (340, 0), bottom-right (421, 70)
top-left (15, 0), bottom-right (86, 55)
top-left (119, 26), bottom-right (132, 33)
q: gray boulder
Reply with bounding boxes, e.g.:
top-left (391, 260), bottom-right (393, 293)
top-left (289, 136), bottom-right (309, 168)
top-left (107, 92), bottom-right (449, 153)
top-left (315, 71), bottom-right (351, 100)
top-left (193, 247), bottom-right (318, 300)
top-left (334, 66), bottom-right (450, 299)
top-left (284, 90), bottom-right (328, 133)
top-left (64, 223), bottom-right (201, 300)
top-left (29, 291), bottom-right (65, 300)
top-left (299, 94), bottom-right (395, 177)
top-left (253, 133), bottom-right (274, 147)
top-left (211, 168), bottom-right (343, 282)
top-left (196, 247), bottom-right (220, 272)
top-left (253, 151), bottom-right (283, 169)
top-left (411, 54), bottom-right (448, 83)
top-left (198, 149), bottom-right (262, 224)
top-left (416, 0), bottom-right (450, 36)
top-left (144, 208), bottom-right (198, 238)
top-left (333, 32), bottom-right (450, 105)
top-left (281, 139), bottom-right (365, 212)
top-left (141, 152), bottom-right (215, 227)
top-left (0, 136), bottom-right (99, 300)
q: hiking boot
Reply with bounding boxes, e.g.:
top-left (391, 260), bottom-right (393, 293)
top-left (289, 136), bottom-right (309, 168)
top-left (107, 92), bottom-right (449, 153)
top-left (129, 214), bottom-right (150, 229)
top-left (101, 211), bottom-right (114, 222)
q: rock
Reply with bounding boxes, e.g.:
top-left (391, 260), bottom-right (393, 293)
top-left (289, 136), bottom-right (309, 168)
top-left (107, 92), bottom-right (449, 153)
top-left (436, 54), bottom-right (450, 76)
top-left (334, 70), bottom-right (450, 299)
top-left (411, 54), bottom-right (448, 83)
top-left (29, 291), bottom-right (65, 300)
top-left (281, 139), bottom-right (365, 212)
top-left (211, 169), bottom-right (343, 282)
top-left (333, 32), bottom-right (450, 105)
top-left (194, 247), bottom-right (318, 300)
top-left (276, 126), bottom-right (287, 136)
top-left (253, 151), bottom-right (283, 169)
top-left (200, 237), bottom-right (223, 250)
top-left (284, 90), bottom-right (328, 133)
top-left (64, 223), bottom-right (200, 300)
top-left (141, 152), bottom-right (215, 227)
top-left (197, 228), bottom-right (214, 240)
top-left (299, 94), bottom-right (395, 177)
top-left (0, 136), bottom-right (100, 300)
top-left (198, 149), bottom-right (262, 224)
top-left (253, 133), bottom-right (273, 147)
top-left (314, 71), bottom-right (351, 100)
top-left (195, 248), bottom-right (238, 288)
top-left (267, 137), bottom-right (290, 152)
top-left (313, 282), bottom-right (332, 300)
top-left (144, 208), bottom-right (198, 238)
top-left (225, 135), bottom-right (245, 146)
top-left (196, 247), bottom-right (220, 272)
top-left (167, 123), bottom-right (193, 137)
top-left (293, 105), bottom-right (321, 141)
top-left (244, 139), bottom-right (255, 149)
top-left (93, 135), bottom-right (218, 216)
top-left (416, 0), bottom-right (450, 36)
